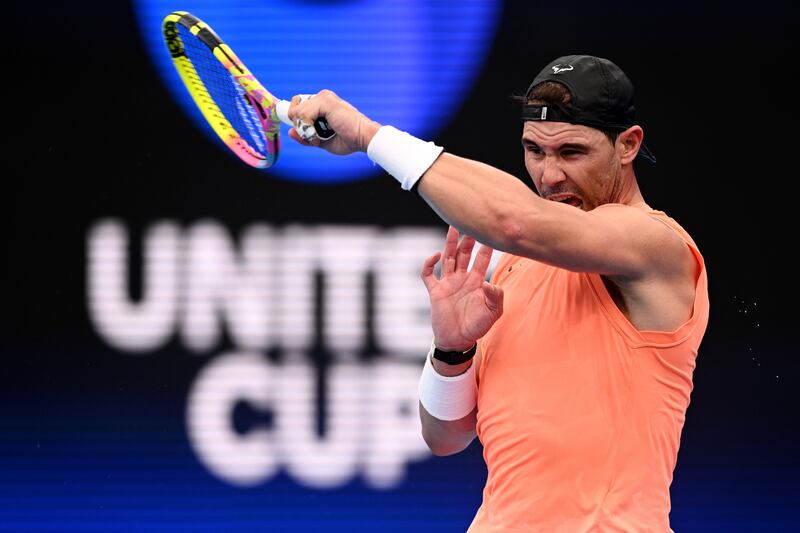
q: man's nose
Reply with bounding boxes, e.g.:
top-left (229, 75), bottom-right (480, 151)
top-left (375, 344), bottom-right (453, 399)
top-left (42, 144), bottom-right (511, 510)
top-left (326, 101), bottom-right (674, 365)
top-left (540, 155), bottom-right (565, 188)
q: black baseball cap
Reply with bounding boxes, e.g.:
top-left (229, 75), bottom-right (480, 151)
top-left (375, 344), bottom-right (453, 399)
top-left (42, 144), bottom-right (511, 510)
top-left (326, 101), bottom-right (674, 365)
top-left (522, 55), bottom-right (656, 163)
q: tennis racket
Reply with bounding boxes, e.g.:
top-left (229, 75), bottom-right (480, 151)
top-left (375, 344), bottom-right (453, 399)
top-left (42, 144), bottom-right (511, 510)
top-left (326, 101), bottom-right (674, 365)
top-left (162, 11), bottom-right (335, 169)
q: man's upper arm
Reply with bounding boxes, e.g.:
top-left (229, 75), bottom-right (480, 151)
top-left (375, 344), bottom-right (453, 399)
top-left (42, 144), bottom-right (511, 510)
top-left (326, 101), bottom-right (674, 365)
top-left (510, 202), bottom-right (688, 279)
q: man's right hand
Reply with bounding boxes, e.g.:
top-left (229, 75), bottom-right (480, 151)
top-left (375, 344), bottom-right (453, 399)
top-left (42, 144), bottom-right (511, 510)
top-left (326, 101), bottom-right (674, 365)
top-left (286, 90), bottom-right (382, 156)
top-left (420, 226), bottom-right (503, 355)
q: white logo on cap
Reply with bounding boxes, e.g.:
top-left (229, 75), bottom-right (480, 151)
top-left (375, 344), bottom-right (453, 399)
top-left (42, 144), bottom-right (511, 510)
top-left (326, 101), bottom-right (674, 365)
top-left (552, 64), bottom-right (574, 74)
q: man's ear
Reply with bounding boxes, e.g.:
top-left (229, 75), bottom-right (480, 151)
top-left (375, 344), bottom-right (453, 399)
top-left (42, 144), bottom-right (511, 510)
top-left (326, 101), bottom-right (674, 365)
top-left (618, 126), bottom-right (644, 165)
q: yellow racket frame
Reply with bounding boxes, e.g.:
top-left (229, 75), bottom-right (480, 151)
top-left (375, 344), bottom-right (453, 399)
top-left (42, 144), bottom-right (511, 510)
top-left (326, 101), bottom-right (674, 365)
top-left (162, 11), bottom-right (281, 168)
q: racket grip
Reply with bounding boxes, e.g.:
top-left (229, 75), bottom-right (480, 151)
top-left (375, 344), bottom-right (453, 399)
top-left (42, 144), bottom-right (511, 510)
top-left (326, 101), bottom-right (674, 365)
top-left (275, 98), bottom-right (337, 141)
top-left (275, 99), bottom-right (292, 127)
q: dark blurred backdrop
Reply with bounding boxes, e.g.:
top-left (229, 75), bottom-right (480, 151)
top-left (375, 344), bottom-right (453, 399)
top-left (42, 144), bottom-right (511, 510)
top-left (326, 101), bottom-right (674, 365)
top-left (5, 0), bottom-right (798, 531)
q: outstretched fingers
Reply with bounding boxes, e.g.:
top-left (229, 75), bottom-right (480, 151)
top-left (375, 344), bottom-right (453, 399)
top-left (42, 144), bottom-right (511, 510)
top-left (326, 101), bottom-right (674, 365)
top-left (441, 226), bottom-right (459, 275)
top-left (420, 251), bottom-right (442, 292)
top-left (482, 281), bottom-right (504, 314)
top-left (455, 235), bottom-right (477, 272)
top-left (471, 244), bottom-right (495, 278)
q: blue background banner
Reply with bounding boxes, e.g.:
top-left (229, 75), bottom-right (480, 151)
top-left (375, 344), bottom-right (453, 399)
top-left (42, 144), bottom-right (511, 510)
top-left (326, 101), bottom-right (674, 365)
top-left (6, 0), bottom-right (798, 531)
top-left (135, 0), bottom-right (502, 183)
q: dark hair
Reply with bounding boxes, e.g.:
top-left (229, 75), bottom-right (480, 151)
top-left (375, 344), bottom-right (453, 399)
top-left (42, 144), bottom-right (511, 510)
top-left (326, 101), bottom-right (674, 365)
top-left (516, 81), bottom-right (620, 146)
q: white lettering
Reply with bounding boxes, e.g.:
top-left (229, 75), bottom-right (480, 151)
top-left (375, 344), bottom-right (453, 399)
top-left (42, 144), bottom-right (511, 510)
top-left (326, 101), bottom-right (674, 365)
top-left (86, 220), bottom-right (476, 490)
top-left (363, 361), bottom-right (430, 489)
top-left (319, 227), bottom-right (376, 355)
top-left (182, 221), bottom-right (274, 353)
top-left (280, 357), bottom-right (361, 488)
top-left (88, 221), bottom-right (449, 356)
top-left (186, 352), bottom-right (279, 486)
top-left (185, 352), bottom-right (429, 489)
top-left (87, 219), bottom-right (180, 352)
top-left (374, 229), bottom-right (442, 357)
top-left (276, 226), bottom-right (318, 354)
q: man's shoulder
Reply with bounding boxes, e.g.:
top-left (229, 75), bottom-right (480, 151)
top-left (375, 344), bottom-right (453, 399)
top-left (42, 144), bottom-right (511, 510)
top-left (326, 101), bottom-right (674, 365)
top-left (592, 202), bottom-right (697, 247)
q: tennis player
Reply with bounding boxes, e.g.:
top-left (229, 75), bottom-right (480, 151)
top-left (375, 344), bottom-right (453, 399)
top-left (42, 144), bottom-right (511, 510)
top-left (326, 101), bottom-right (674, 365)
top-left (289, 55), bottom-right (709, 532)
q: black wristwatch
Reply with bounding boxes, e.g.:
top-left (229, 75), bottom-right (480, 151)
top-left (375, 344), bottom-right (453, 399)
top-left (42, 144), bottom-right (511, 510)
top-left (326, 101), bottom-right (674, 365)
top-left (433, 343), bottom-right (477, 365)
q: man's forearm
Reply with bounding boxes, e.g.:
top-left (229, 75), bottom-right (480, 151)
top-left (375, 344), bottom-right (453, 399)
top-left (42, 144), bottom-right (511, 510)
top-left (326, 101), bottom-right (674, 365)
top-left (417, 153), bottom-right (543, 255)
top-left (418, 356), bottom-right (478, 456)
top-left (362, 124), bottom-right (541, 254)
top-left (420, 402), bottom-right (477, 456)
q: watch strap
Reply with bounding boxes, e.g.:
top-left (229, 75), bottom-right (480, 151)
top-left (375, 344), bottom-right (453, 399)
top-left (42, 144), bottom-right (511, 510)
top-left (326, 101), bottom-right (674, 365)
top-left (432, 343), bottom-right (477, 365)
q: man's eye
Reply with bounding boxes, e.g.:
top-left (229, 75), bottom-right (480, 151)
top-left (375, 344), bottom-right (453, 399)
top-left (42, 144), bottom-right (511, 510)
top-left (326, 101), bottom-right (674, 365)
top-left (525, 145), bottom-right (543, 154)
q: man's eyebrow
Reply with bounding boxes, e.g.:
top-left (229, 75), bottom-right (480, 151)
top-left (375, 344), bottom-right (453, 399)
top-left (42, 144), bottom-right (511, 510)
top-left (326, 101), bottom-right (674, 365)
top-left (521, 138), bottom-right (540, 148)
top-left (558, 142), bottom-right (590, 151)
top-left (521, 138), bottom-right (590, 151)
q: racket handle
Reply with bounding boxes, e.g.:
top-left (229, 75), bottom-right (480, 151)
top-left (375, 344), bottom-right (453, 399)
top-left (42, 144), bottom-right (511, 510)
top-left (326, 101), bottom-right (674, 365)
top-left (275, 99), bottom-right (293, 127)
top-left (275, 98), bottom-right (337, 141)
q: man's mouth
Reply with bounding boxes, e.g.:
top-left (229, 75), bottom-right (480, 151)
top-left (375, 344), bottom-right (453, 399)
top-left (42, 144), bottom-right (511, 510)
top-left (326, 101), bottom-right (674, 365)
top-left (545, 193), bottom-right (583, 209)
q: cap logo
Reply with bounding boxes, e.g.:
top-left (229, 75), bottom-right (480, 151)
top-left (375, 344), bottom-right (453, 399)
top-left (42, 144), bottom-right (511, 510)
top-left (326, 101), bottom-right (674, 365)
top-left (551, 64), bottom-right (573, 74)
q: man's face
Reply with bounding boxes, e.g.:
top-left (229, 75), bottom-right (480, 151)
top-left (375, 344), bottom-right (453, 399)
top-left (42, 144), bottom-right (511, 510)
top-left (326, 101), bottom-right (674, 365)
top-left (521, 121), bottom-right (622, 211)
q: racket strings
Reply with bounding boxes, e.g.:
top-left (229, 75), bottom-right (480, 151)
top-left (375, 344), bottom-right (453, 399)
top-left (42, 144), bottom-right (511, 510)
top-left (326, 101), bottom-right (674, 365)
top-left (177, 25), bottom-right (268, 155)
top-left (181, 68), bottom-right (228, 127)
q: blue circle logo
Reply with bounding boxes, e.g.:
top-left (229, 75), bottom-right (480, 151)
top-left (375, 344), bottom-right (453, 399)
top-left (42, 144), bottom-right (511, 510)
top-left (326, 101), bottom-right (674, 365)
top-left (135, 0), bottom-right (501, 184)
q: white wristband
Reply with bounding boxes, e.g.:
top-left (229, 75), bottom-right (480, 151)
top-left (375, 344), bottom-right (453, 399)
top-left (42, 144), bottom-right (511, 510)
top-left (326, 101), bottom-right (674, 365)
top-left (367, 125), bottom-right (444, 190)
top-left (418, 344), bottom-right (477, 421)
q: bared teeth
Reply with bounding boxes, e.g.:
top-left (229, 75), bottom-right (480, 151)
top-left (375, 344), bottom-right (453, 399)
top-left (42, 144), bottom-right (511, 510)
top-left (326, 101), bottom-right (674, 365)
top-left (547, 195), bottom-right (581, 207)
top-left (555, 197), bottom-right (581, 207)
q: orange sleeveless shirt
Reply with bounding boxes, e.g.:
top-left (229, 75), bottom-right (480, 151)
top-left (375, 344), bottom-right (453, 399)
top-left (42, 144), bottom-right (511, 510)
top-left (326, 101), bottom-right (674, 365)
top-left (469, 207), bottom-right (709, 533)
